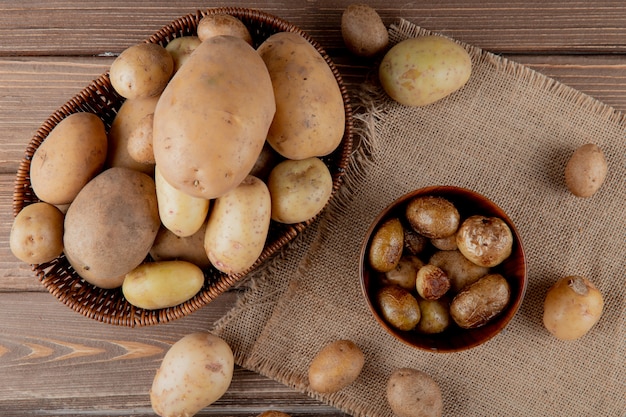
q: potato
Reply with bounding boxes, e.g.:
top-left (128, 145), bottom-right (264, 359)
top-left (63, 167), bottom-right (160, 289)
top-left (197, 14), bottom-right (253, 45)
top-left (151, 332), bottom-right (234, 417)
top-left (165, 35), bottom-right (201, 73)
top-left (107, 95), bottom-right (160, 175)
top-left (403, 227), bottom-right (428, 255)
top-left (368, 217), bottom-right (404, 273)
top-left (416, 297), bottom-right (450, 334)
top-left (30, 112), bottom-right (107, 205)
top-left (377, 285), bottom-right (421, 331)
top-left (308, 340), bottom-right (365, 393)
top-left (122, 260), bottom-right (204, 310)
top-left (386, 368), bottom-right (443, 417)
top-left (150, 223), bottom-right (211, 269)
top-left (564, 143), bottom-right (608, 198)
top-left (249, 142), bottom-right (281, 181)
top-left (153, 35), bottom-right (275, 200)
top-left (456, 215), bottom-right (513, 267)
top-left (429, 250), bottom-right (489, 293)
top-left (341, 4), bottom-right (389, 57)
top-left (379, 35), bottom-right (472, 106)
top-left (257, 32), bottom-right (345, 160)
top-left (126, 113), bottom-right (155, 165)
top-left (450, 273), bottom-right (511, 329)
top-left (543, 275), bottom-right (604, 340)
top-left (10, 202), bottom-right (64, 264)
top-left (109, 42), bottom-right (173, 99)
top-left (204, 175), bottom-right (271, 274)
top-left (430, 234), bottom-right (457, 251)
top-left (405, 195), bottom-right (460, 239)
top-left (155, 165), bottom-right (209, 237)
top-left (267, 157), bottom-right (333, 224)
top-left (382, 254), bottom-right (424, 290)
top-left (415, 264), bottom-right (450, 300)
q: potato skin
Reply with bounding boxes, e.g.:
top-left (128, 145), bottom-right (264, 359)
top-left (63, 167), bottom-right (160, 289)
top-left (386, 368), bottom-right (443, 417)
top-left (109, 43), bottom-right (173, 99)
top-left (405, 196), bottom-right (460, 239)
top-left (10, 202), bottom-right (64, 264)
top-left (429, 250), bottom-right (489, 293)
top-left (308, 340), bottom-right (365, 393)
top-left (379, 36), bottom-right (471, 107)
top-left (165, 36), bottom-right (201, 73)
top-left (377, 285), bottom-right (421, 331)
top-left (30, 112), bottom-right (107, 205)
top-left (150, 223), bottom-right (211, 269)
top-left (564, 143), bottom-right (607, 198)
top-left (382, 254), bottom-right (424, 290)
top-left (456, 215), bottom-right (513, 267)
top-left (197, 14), bottom-right (252, 44)
top-left (204, 175), bottom-right (271, 274)
top-left (151, 332), bottom-right (234, 417)
top-left (450, 273), bottom-right (511, 329)
top-left (258, 32), bottom-right (345, 160)
top-left (153, 35), bottom-right (275, 200)
top-left (341, 4), bottom-right (389, 57)
top-left (122, 260), bottom-right (204, 310)
top-left (267, 157), bottom-right (333, 224)
top-left (368, 217), bottom-right (404, 273)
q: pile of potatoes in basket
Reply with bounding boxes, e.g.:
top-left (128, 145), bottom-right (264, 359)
top-left (10, 14), bottom-right (346, 310)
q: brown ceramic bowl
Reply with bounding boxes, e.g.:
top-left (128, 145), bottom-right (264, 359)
top-left (359, 185), bottom-right (527, 352)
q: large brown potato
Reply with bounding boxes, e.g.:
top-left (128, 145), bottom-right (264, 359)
top-left (63, 167), bottom-right (160, 288)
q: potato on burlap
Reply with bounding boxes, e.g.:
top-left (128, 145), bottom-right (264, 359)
top-left (564, 143), bottom-right (607, 198)
top-left (308, 340), bottom-right (365, 393)
top-left (386, 368), bottom-right (443, 417)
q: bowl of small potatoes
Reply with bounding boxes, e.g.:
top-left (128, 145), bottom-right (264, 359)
top-left (359, 185), bottom-right (527, 352)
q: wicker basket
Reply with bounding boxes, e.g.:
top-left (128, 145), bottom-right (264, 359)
top-left (12, 7), bottom-right (354, 327)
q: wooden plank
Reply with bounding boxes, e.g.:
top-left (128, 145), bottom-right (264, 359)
top-left (2, 1), bottom-right (626, 56)
top-left (0, 291), bottom-right (347, 416)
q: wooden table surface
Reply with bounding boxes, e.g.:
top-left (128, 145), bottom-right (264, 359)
top-left (2, 1), bottom-right (625, 416)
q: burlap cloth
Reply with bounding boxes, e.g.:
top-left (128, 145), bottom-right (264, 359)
top-left (213, 19), bottom-right (625, 417)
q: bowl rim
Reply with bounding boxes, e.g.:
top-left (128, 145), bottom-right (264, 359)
top-left (12, 7), bottom-right (354, 327)
top-left (359, 185), bottom-right (528, 353)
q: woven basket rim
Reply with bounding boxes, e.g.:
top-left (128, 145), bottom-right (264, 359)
top-left (12, 7), bottom-right (354, 327)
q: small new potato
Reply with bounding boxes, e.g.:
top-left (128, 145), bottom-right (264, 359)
top-left (405, 195), bottom-right (460, 239)
top-left (30, 112), bottom-right (107, 205)
top-left (308, 339), bottom-right (365, 393)
top-left (109, 42), bottom-right (173, 99)
top-left (204, 175), bottom-right (271, 274)
top-left (564, 143), bottom-right (608, 198)
top-left (268, 157), bottom-right (333, 224)
top-left (341, 4), bottom-right (389, 57)
top-left (456, 215), bottom-right (513, 267)
top-left (155, 165), bottom-right (209, 237)
top-left (197, 14), bottom-right (253, 44)
top-left (429, 250), bottom-right (489, 293)
top-left (377, 285), bottom-right (421, 331)
top-left (416, 297), bottom-right (450, 334)
top-left (386, 368), bottom-right (443, 417)
top-left (404, 227), bottom-right (428, 255)
top-left (543, 275), bottom-right (604, 340)
top-left (379, 35), bottom-right (472, 107)
top-left (165, 36), bottom-right (201, 73)
top-left (126, 113), bottom-right (155, 165)
top-left (151, 332), bottom-right (234, 417)
top-left (10, 202), bottom-right (64, 264)
top-left (383, 254), bottom-right (424, 290)
top-left (122, 260), bottom-right (204, 310)
top-left (368, 217), bottom-right (404, 273)
top-left (415, 264), bottom-right (450, 300)
top-left (150, 223), bottom-right (211, 269)
top-left (450, 273), bottom-right (511, 329)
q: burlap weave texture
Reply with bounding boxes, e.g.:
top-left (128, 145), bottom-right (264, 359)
top-left (214, 19), bottom-right (625, 417)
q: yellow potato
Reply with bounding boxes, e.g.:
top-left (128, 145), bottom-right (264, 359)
top-left (165, 35), bottom-right (201, 73)
top-left (30, 112), bottom-right (107, 205)
top-left (155, 165), bottom-right (209, 237)
top-left (379, 35), bottom-right (472, 106)
top-left (126, 113), bottom-right (155, 165)
top-left (63, 167), bottom-right (160, 289)
top-left (107, 95), bottom-right (160, 175)
top-left (267, 157), bottom-right (333, 224)
top-left (122, 260), bottom-right (204, 310)
top-left (109, 42), bottom-right (173, 99)
top-left (153, 35), bottom-right (275, 199)
top-left (204, 175), bottom-right (271, 274)
top-left (197, 14), bottom-right (252, 44)
top-left (10, 202), bottom-right (64, 264)
top-left (150, 223), bottom-right (211, 269)
top-left (151, 332), bottom-right (234, 417)
top-left (308, 340), bottom-right (365, 393)
top-left (258, 32), bottom-right (345, 160)
top-left (564, 143), bottom-right (608, 198)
